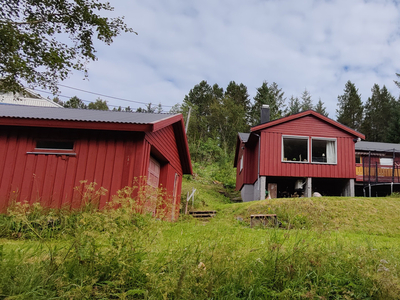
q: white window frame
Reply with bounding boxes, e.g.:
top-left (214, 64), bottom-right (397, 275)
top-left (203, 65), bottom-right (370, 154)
top-left (282, 135), bottom-right (309, 163)
top-left (311, 137), bottom-right (337, 165)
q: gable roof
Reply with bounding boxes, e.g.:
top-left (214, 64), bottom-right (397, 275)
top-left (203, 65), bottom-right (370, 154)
top-left (251, 110), bottom-right (365, 139)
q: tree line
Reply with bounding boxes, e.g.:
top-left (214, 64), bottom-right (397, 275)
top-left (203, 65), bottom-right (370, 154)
top-left (55, 76), bottom-right (400, 165)
top-left (178, 76), bottom-right (400, 164)
top-left (53, 96), bottom-right (162, 113)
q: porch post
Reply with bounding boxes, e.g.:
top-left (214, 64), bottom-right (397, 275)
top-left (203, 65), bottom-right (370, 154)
top-left (345, 179), bottom-right (355, 197)
top-left (305, 177), bottom-right (312, 197)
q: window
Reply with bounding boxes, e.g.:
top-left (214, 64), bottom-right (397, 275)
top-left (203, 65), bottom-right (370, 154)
top-left (282, 136), bottom-right (308, 162)
top-left (36, 140), bottom-right (74, 150)
top-left (311, 138), bottom-right (336, 164)
top-left (355, 155), bottom-right (361, 164)
top-left (27, 140), bottom-right (76, 156)
top-left (240, 155), bottom-right (244, 172)
top-left (380, 158), bottom-right (393, 166)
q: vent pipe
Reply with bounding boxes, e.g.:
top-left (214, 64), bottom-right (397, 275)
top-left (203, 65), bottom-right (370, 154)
top-left (261, 104), bottom-right (270, 124)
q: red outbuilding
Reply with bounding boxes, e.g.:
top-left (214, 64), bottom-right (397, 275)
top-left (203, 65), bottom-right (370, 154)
top-left (234, 107), bottom-right (365, 201)
top-left (0, 104), bottom-right (192, 219)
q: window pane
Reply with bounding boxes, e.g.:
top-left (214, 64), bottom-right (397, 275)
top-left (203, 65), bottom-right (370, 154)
top-left (312, 139), bottom-right (336, 164)
top-left (283, 138), bottom-right (308, 162)
top-left (380, 158), bottom-right (393, 166)
top-left (36, 140), bottom-right (74, 150)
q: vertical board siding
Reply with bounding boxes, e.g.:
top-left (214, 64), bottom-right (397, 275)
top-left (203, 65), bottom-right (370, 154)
top-left (0, 122), bottom-right (187, 216)
top-left (259, 116), bottom-right (356, 179)
top-left (235, 140), bottom-right (245, 190)
top-left (0, 127), bottom-right (145, 212)
top-left (145, 125), bottom-right (183, 174)
top-left (144, 126), bottom-right (185, 218)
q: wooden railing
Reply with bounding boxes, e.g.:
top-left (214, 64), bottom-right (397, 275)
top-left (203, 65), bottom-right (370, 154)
top-left (356, 164), bottom-right (400, 183)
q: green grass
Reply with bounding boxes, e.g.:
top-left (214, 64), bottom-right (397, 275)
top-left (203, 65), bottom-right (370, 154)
top-left (1, 171), bottom-right (400, 299)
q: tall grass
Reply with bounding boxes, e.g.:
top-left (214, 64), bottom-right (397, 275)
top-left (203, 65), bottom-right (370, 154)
top-left (1, 180), bottom-right (400, 298)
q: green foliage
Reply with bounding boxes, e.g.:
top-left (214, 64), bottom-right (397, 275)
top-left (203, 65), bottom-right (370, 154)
top-left (336, 80), bottom-right (364, 131)
top-left (2, 193), bottom-right (400, 298)
top-left (0, 0), bottom-right (134, 93)
top-left (63, 96), bottom-right (87, 109)
top-left (250, 81), bottom-right (286, 125)
top-left (183, 80), bottom-right (249, 161)
top-left (136, 102), bottom-right (162, 113)
top-left (362, 84), bottom-right (396, 142)
top-left (386, 99), bottom-right (400, 143)
top-left (285, 95), bottom-right (301, 116)
top-left (300, 88), bottom-right (313, 111)
top-left (88, 98), bottom-right (109, 110)
top-left (113, 105), bottom-right (133, 112)
top-left (314, 98), bottom-right (329, 117)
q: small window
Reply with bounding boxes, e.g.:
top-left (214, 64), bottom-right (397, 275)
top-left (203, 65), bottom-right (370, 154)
top-left (312, 138), bottom-right (336, 164)
top-left (282, 136), bottom-right (308, 162)
top-left (27, 140), bottom-right (76, 156)
top-left (380, 158), bottom-right (393, 166)
top-left (355, 155), bottom-right (361, 164)
top-left (36, 140), bottom-right (74, 150)
top-left (240, 155), bottom-right (244, 172)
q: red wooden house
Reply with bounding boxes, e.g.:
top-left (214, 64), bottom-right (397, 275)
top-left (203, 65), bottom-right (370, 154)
top-left (234, 107), bottom-right (365, 201)
top-left (355, 141), bottom-right (400, 196)
top-left (0, 104), bottom-right (192, 219)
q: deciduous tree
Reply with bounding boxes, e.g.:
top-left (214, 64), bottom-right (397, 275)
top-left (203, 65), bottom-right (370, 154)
top-left (88, 98), bottom-right (108, 110)
top-left (63, 96), bottom-right (87, 109)
top-left (0, 0), bottom-right (134, 93)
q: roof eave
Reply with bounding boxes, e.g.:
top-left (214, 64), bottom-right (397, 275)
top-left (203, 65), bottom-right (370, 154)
top-left (0, 117), bottom-right (154, 132)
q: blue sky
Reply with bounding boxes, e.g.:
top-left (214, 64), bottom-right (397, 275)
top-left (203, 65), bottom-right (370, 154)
top-left (42, 0), bottom-right (400, 117)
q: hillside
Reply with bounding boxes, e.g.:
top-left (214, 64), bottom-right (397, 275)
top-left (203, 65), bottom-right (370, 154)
top-left (1, 168), bottom-right (400, 299)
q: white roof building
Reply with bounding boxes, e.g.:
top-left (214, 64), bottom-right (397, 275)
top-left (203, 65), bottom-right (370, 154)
top-left (0, 89), bottom-right (63, 108)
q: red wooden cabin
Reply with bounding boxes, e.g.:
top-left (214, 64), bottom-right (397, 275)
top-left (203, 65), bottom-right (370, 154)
top-left (355, 141), bottom-right (400, 196)
top-left (234, 107), bottom-right (365, 201)
top-left (0, 104), bottom-right (192, 219)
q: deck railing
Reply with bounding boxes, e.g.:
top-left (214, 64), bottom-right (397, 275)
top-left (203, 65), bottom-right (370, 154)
top-left (356, 162), bottom-right (400, 183)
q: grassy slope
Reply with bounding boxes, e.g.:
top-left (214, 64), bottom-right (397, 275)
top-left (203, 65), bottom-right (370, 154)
top-left (1, 171), bottom-right (400, 298)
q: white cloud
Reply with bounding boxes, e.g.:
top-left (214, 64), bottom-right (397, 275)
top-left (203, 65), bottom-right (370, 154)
top-left (52, 0), bottom-right (400, 116)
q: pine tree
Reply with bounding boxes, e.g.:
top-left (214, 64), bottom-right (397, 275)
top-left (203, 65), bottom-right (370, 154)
top-left (315, 98), bottom-right (328, 117)
top-left (336, 80), bottom-right (363, 131)
top-left (249, 81), bottom-right (285, 125)
top-left (285, 96), bottom-right (301, 116)
top-left (361, 84), bottom-right (395, 142)
top-left (387, 99), bottom-right (400, 143)
top-left (300, 89), bottom-right (313, 111)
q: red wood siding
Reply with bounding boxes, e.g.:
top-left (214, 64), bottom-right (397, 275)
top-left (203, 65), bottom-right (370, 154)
top-left (259, 115), bottom-right (356, 179)
top-left (0, 126), bottom-right (147, 212)
top-left (145, 125), bottom-right (183, 175)
top-left (235, 140), bottom-right (245, 190)
top-left (145, 125), bottom-right (185, 214)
